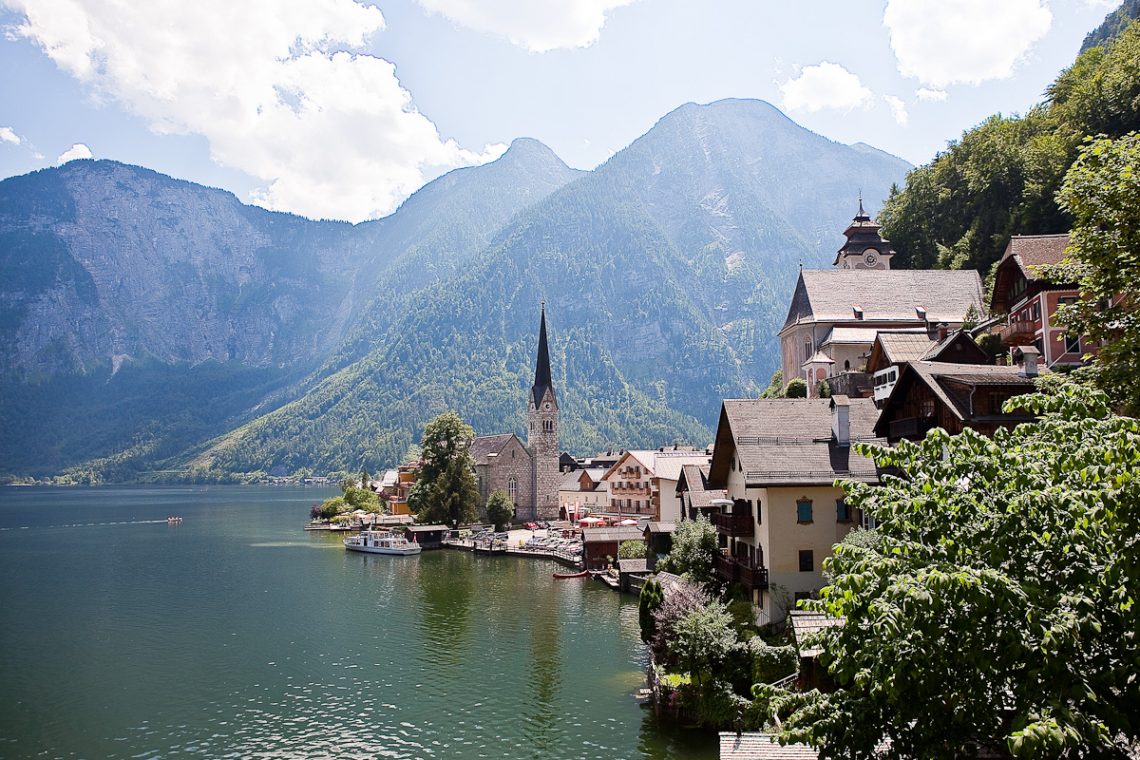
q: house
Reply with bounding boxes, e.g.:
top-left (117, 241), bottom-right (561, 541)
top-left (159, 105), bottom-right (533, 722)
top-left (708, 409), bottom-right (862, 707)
top-left (866, 328), bottom-right (990, 406)
top-left (600, 447), bottom-right (712, 522)
top-left (989, 233), bottom-right (1096, 368)
top-left (581, 526), bottom-right (644, 570)
top-left (557, 467), bottom-right (610, 520)
top-left (404, 524), bottom-right (450, 549)
top-left (779, 205), bottom-right (985, 397)
top-left (873, 357), bottom-right (1043, 443)
top-left (706, 396), bottom-right (882, 625)
top-left (676, 464), bottom-right (728, 522)
top-left (789, 610), bottom-right (845, 691)
top-left (468, 305), bottom-right (562, 521)
top-left (616, 557), bottom-right (649, 592)
top-left (385, 463), bottom-right (419, 516)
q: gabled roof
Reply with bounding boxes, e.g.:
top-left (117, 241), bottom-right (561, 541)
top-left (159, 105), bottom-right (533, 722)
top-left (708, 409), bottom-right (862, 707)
top-left (990, 233), bottom-right (1074, 313)
top-left (469, 433), bottom-right (519, 464)
top-left (645, 522), bottom-right (676, 534)
top-left (873, 361), bottom-right (1041, 436)
top-left (789, 610), bottom-right (845, 658)
top-left (720, 733), bottom-right (820, 760)
top-left (708, 399), bottom-right (882, 488)
top-left (677, 464), bottom-right (728, 508)
top-left (782, 269), bottom-right (984, 330)
top-left (581, 526), bottom-right (644, 543)
top-left (872, 331), bottom-right (938, 365)
top-left (920, 330), bottom-right (989, 364)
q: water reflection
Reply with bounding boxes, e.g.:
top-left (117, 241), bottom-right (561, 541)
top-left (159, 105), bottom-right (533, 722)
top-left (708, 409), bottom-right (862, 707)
top-left (416, 551), bottom-right (475, 668)
top-left (527, 567), bottom-right (562, 758)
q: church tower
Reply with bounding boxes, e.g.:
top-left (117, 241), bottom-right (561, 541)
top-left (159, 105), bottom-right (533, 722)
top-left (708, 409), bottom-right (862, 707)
top-left (527, 303), bottom-right (560, 521)
top-left (834, 198), bottom-right (896, 270)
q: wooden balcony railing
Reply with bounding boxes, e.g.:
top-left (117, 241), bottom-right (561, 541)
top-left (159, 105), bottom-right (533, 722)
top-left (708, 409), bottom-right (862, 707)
top-left (711, 512), bottom-right (754, 537)
top-left (715, 555), bottom-right (769, 590)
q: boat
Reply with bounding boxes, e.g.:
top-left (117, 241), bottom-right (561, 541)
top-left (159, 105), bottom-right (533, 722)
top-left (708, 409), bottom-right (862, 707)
top-left (553, 570), bottom-right (588, 579)
top-left (344, 530), bottom-right (422, 556)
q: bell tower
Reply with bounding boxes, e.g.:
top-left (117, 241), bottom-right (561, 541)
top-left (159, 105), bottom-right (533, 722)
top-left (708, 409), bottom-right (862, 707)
top-left (527, 302), bottom-right (560, 521)
top-left (834, 197), bottom-right (896, 270)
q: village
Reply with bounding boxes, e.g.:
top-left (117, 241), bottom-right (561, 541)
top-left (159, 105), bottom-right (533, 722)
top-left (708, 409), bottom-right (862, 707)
top-left (309, 202), bottom-right (1100, 756)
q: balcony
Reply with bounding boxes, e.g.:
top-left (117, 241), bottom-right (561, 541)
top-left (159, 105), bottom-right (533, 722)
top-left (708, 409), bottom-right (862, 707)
top-left (998, 318), bottom-right (1037, 346)
top-left (715, 555), bottom-right (769, 590)
top-left (711, 512), bottom-right (754, 537)
top-left (887, 416), bottom-right (937, 441)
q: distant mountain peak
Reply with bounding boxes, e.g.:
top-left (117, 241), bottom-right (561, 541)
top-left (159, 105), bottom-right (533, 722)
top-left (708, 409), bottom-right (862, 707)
top-left (498, 137), bottom-right (568, 168)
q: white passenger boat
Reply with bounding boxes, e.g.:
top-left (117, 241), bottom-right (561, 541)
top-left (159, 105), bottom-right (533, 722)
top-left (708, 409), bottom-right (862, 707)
top-left (344, 530), bottom-right (422, 556)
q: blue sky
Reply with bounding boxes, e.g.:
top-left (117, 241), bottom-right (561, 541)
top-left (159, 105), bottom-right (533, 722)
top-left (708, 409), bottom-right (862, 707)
top-left (0, 0), bottom-right (1121, 222)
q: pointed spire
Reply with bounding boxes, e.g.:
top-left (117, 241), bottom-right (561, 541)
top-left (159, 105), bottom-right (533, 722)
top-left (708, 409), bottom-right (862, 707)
top-left (858, 191), bottom-right (865, 218)
top-left (532, 301), bottom-right (554, 408)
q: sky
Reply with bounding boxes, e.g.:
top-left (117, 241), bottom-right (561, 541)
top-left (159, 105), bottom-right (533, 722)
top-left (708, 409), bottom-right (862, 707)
top-left (0, 0), bottom-right (1122, 223)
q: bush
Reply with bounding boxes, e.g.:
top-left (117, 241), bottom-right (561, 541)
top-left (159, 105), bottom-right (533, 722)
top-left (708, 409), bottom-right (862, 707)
top-left (784, 378), bottom-right (808, 398)
top-left (639, 579), bottom-right (664, 643)
top-left (619, 539), bottom-right (648, 560)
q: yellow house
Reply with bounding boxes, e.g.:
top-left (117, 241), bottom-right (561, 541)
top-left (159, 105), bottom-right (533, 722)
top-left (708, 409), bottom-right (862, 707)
top-left (705, 396), bottom-right (882, 625)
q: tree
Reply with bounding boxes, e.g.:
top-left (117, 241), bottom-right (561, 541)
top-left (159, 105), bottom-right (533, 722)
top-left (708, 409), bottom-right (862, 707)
top-left (768, 386), bottom-right (1140, 758)
top-left (1049, 131), bottom-right (1140, 415)
top-left (784, 378), bottom-right (807, 399)
top-left (638, 579), bottom-right (664, 643)
top-left (407, 411), bottom-right (478, 526)
top-left (759, 369), bottom-right (784, 399)
top-left (814, 379), bottom-right (831, 399)
top-left (658, 514), bottom-right (720, 587)
top-left (619, 539), bottom-right (648, 560)
top-left (668, 601), bottom-right (738, 689)
top-left (485, 488), bottom-right (514, 531)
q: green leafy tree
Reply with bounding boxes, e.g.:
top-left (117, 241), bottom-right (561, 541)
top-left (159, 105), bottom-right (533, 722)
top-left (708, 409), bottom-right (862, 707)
top-left (768, 386), bottom-right (1140, 758)
top-left (668, 601), bottom-right (738, 689)
top-left (638, 579), bottom-right (664, 643)
top-left (783, 378), bottom-right (807, 399)
top-left (407, 411), bottom-right (478, 526)
top-left (814, 379), bottom-right (831, 399)
top-left (759, 369), bottom-right (784, 399)
top-left (485, 488), bottom-right (514, 531)
top-left (1048, 131), bottom-right (1140, 415)
top-left (618, 539), bottom-right (649, 560)
top-left (658, 514), bottom-right (720, 587)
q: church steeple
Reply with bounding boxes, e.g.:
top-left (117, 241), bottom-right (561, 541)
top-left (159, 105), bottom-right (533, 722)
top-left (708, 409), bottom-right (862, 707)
top-left (531, 301), bottom-right (555, 409)
top-left (834, 197), bottom-right (896, 270)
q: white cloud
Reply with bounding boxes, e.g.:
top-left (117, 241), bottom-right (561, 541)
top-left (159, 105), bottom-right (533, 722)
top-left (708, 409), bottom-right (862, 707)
top-left (883, 95), bottom-right (908, 126)
top-left (416, 0), bottom-right (637, 53)
top-left (884, 0), bottom-right (1052, 87)
top-left (915, 87), bottom-right (948, 102)
top-left (57, 142), bottom-right (93, 163)
top-left (0, 126), bottom-right (22, 145)
top-left (780, 62), bottom-right (872, 114)
top-left (6, 0), bottom-right (505, 222)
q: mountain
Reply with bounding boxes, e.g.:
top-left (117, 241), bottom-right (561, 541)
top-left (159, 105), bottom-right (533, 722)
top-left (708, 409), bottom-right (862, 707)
top-left (1081, 0), bottom-right (1140, 52)
top-left (191, 99), bottom-right (911, 479)
top-left (0, 142), bottom-right (583, 479)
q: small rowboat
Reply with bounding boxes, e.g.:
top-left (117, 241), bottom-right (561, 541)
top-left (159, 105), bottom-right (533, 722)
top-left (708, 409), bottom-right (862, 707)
top-left (553, 570), bottom-right (588, 579)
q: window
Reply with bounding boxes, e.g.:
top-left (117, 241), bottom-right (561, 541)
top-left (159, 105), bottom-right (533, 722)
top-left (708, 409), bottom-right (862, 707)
top-left (797, 498), bottom-right (813, 524)
top-left (1032, 302), bottom-right (1041, 321)
top-left (1065, 333), bottom-right (1080, 354)
top-left (798, 550), bottom-right (814, 572)
top-left (844, 359), bottom-right (851, 371)
top-left (794, 591), bottom-right (812, 605)
top-left (862, 513), bottom-right (878, 530)
top-left (508, 478), bottom-right (517, 501)
top-left (836, 499), bottom-right (851, 522)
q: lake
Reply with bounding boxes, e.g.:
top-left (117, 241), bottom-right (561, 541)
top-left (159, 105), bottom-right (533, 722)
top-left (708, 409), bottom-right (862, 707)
top-left (0, 486), bottom-right (716, 759)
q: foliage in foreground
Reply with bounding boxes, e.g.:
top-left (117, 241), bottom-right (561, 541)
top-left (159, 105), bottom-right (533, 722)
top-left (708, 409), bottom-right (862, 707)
top-left (764, 386), bottom-right (1140, 758)
top-left (1047, 131), bottom-right (1140, 416)
top-left (485, 488), bottom-right (514, 531)
top-left (657, 514), bottom-right (720, 587)
top-left (619, 539), bottom-right (649, 560)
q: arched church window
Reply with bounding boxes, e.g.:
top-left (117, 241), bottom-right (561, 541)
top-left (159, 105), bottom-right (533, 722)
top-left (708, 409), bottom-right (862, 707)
top-left (508, 478), bottom-right (517, 500)
top-left (844, 360), bottom-right (851, 371)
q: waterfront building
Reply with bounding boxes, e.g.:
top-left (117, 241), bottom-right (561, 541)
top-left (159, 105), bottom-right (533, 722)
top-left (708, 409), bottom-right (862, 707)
top-left (989, 233), bottom-right (1098, 368)
top-left (705, 396), bottom-right (882, 625)
top-left (470, 305), bottom-right (562, 521)
top-left (779, 204), bottom-right (985, 397)
top-left (675, 463), bottom-right (727, 522)
top-left (600, 447), bottom-right (711, 522)
top-left (557, 467), bottom-right (610, 519)
top-left (581, 525), bottom-right (645, 570)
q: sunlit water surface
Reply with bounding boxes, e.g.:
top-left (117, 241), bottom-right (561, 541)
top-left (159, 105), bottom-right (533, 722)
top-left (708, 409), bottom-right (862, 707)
top-left (0, 486), bottom-right (715, 759)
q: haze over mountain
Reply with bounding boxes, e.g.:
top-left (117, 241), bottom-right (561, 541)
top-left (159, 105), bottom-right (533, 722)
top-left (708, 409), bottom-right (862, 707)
top-left (0, 98), bottom-right (909, 482)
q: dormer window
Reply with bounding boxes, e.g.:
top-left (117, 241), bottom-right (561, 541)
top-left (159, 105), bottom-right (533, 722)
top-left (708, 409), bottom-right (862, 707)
top-left (853, 305), bottom-right (864, 320)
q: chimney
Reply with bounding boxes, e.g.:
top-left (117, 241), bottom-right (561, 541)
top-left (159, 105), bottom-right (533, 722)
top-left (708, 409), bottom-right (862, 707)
top-left (831, 395), bottom-right (851, 445)
top-left (1019, 346), bottom-right (1040, 378)
top-left (937, 322), bottom-right (949, 341)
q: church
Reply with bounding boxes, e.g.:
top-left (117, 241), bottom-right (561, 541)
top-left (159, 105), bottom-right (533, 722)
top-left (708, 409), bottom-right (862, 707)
top-left (469, 305), bottom-right (562, 522)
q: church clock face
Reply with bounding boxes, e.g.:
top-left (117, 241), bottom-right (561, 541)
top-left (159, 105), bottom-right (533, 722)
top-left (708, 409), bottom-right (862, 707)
top-left (544, 402), bottom-right (552, 410)
top-left (863, 249), bottom-right (879, 267)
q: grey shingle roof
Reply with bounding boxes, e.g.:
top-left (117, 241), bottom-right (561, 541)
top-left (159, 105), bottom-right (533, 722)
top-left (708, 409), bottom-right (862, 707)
top-left (1003, 233), bottom-right (1070, 275)
top-left (711, 398), bottom-right (883, 487)
top-left (911, 361), bottom-right (1041, 421)
top-left (581, 526), bottom-right (644, 544)
top-left (469, 434), bottom-right (516, 464)
top-left (876, 331), bottom-right (937, 364)
top-left (783, 269), bottom-right (984, 329)
top-left (789, 610), bottom-right (845, 657)
top-left (617, 558), bottom-right (649, 574)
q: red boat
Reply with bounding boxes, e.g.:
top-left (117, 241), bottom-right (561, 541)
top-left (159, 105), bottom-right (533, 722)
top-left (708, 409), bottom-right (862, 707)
top-left (553, 570), bottom-right (588, 579)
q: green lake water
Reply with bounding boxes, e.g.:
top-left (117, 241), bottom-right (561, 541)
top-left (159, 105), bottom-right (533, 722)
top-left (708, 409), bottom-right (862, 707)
top-left (0, 486), bottom-right (716, 759)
